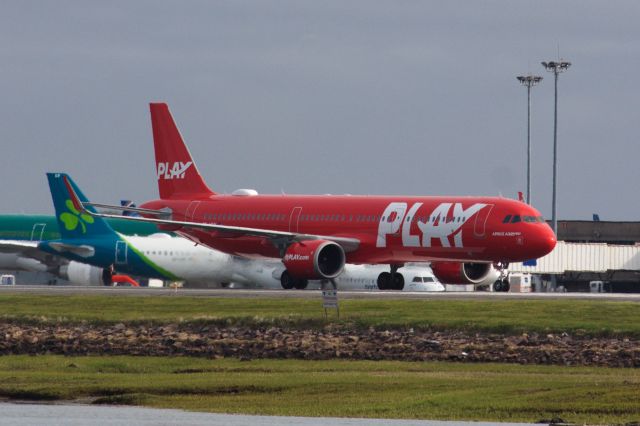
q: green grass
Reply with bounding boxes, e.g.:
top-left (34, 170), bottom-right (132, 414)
top-left (1, 294), bottom-right (640, 336)
top-left (0, 355), bottom-right (639, 424)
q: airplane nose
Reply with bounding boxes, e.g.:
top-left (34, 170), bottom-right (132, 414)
top-left (543, 232), bottom-right (557, 253)
top-left (534, 227), bottom-right (556, 257)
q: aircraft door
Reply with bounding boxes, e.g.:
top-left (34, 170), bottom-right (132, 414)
top-left (115, 241), bottom-right (128, 265)
top-left (31, 223), bottom-right (46, 241)
top-left (289, 207), bottom-right (302, 233)
top-left (473, 204), bottom-right (494, 238)
top-left (185, 201), bottom-right (201, 221)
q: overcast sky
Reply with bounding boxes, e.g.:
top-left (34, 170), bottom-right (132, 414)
top-left (1, 1), bottom-right (639, 220)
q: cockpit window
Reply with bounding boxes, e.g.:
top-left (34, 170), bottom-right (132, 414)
top-left (504, 214), bottom-right (545, 225)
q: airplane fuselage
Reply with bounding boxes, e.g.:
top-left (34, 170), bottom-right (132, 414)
top-left (141, 194), bottom-right (556, 264)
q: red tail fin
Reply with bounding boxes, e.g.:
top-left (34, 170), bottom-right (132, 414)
top-left (149, 103), bottom-right (215, 199)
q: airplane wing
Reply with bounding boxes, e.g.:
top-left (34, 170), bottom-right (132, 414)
top-left (61, 175), bottom-right (360, 253)
top-left (83, 210), bottom-right (361, 253)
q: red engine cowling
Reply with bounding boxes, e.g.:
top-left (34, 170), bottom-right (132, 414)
top-left (283, 240), bottom-right (345, 280)
top-left (430, 262), bottom-right (501, 286)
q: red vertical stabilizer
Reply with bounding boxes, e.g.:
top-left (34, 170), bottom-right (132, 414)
top-left (149, 103), bottom-right (215, 199)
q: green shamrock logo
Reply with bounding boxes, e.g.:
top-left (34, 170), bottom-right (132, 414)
top-left (59, 199), bottom-right (94, 233)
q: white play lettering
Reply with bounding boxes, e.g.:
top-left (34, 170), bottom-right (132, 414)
top-left (376, 202), bottom-right (407, 248)
top-left (156, 162), bottom-right (193, 180)
top-left (451, 203), bottom-right (486, 247)
top-left (156, 162), bottom-right (167, 179)
top-left (417, 203), bottom-right (453, 247)
top-left (377, 201), bottom-right (487, 249)
top-left (402, 202), bottom-right (422, 247)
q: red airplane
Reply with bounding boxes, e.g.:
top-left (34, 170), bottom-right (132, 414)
top-left (76, 103), bottom-right (556, 289)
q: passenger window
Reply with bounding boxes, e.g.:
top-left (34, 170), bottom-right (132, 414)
top-left (511, 215), bottom-right (521, 223)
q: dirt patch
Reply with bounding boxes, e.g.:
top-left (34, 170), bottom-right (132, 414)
top-left (1, 323), bottom-right (639, 367)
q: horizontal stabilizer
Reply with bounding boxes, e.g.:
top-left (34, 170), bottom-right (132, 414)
top-left (0, 240), bottom-right (38, 253)
top-left (47, 242), bottom-right (96, 258)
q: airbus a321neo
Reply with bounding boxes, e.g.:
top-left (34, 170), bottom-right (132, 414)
top-left (71, 103), bottom-right (556, 289)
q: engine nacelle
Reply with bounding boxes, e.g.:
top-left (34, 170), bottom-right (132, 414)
top-left (430, 262), bottom-right (501, 286)
top-left (282, 240), bottom-right (345, 280)
top-left (59, 261), bottom-right (113, 286)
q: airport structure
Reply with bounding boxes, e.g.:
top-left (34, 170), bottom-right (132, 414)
top-left (510, 220), bottom-right (640, 292)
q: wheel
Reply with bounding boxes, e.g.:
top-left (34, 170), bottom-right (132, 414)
top-left (493, 280), bottom-right (503, 292)
top-left (280, 271), bottom-right (295, 289)
top-left (391, 272), bottom-right (404, 290)
top-left (377, 272), bottom-right (391, 290)
top-left (293, 279), bottom-right (308, 290)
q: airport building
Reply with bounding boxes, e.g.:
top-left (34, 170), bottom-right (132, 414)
top-left (510, 220), bottom-right (640, 292)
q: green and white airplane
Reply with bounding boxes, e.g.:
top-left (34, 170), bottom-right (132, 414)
top-left (0, 213), bottom-right (160, 285)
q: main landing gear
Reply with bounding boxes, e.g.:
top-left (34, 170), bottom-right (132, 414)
top-left (280, 270), bottom-right (308, 290)
top-left (377, 264), bottom-right (405, 290)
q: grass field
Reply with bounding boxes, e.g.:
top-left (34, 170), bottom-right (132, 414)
top-left (1, 293), bottom-right (640, 336)
top-left (2, 293), bottom-right (640, 423)
top-left (0, 355), bottom-right (639, 424)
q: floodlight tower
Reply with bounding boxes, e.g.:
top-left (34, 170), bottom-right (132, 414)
top-left (516, 75), bottom-right (543, 205)
top-left (541, 60), bottom-right (571, 235)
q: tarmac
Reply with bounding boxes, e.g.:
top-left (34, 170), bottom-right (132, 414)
top-left (3, 285), bottom-right (640, 301)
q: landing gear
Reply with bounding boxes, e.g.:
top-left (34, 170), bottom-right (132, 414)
top-left (377, 272), bottom-right (391, 290)
top-left (280, 270), bottom-right (295, 289)
top-left (280, 270), bottom-right (308, 290)
top-left (493, 279), bottom-right (510, 292)
top-left (377, 265), bottom-right (405, 290)
top-left (293, 279), bottom-right (309, 290)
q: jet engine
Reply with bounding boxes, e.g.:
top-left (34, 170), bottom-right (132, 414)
top-left (430, 262), bottom-right (502, 287)
top-left (282, 240), bottom-right (345, 281)
top-left (59, 261), bottom-right (113, 286)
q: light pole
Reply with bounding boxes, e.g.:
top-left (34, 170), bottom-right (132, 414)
top-left (541, 60), bottom-right (571, 236)
top-left (516, 75), bottom-right (543, 205)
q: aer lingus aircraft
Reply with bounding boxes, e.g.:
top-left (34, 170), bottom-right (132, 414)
top-left (0, 173), bottom-right (442, 290)
top-left (74, 103), bottom-right (555, 289)
top-left (0, 213), bottom-right (159, 285)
